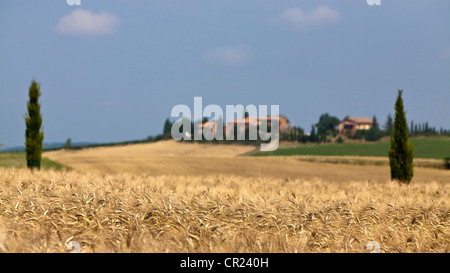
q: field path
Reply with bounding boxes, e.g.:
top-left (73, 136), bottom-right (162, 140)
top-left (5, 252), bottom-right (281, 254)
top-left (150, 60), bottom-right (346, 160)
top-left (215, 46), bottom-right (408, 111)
top-left (44, 140), bottom-right (450, 183)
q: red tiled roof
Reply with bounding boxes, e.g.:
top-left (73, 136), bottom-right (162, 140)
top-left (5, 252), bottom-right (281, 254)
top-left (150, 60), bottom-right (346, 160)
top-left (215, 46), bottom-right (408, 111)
top-left (345, 117), bottom-right (373, 124)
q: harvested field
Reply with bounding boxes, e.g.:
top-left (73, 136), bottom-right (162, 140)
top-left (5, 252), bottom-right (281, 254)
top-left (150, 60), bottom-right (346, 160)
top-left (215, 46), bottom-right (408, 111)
top-left (43, 141), bottom-right (450, 183)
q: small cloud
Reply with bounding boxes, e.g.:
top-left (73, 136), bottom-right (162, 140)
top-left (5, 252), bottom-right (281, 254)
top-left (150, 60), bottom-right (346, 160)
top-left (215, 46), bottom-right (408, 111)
top-left (280, 6), bottom-right (341, 29)
top-left (56, 9), bottom-right (118, 36)
top-left (204, 44), bottom-right (252, 66)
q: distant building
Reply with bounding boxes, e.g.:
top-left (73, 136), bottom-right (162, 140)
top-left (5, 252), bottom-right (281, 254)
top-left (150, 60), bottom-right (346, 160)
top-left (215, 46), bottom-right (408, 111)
top-left (197, 115), bottom-right (290, 138)
top-left (338, 116), bottom-right (373, 135)
top-left (226, 115), bottom-right (289, 131)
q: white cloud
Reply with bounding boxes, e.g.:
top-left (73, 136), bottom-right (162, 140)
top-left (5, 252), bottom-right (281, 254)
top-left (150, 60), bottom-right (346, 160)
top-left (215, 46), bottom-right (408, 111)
top-left (56, 9), bottom-right (118, 36)
top-left (280, 6), bottom-right (341, 29)
top-left (204, 44), bottom-right (252, 65)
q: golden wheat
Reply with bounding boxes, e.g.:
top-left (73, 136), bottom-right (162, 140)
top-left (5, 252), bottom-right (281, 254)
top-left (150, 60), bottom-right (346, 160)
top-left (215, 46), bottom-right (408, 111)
top-left (0, 167), bottom-right (448, 253)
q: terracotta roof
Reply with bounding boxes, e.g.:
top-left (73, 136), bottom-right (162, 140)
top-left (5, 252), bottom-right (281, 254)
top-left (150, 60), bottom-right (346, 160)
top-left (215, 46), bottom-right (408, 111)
top-left (345, 117), bottom-right (373, 124)
top-left (200, 122), bottom-right (215, 128)
top-left (228, 116), bottom-right (285, 124)
top-left (198, 116), bottom-right (288, 128)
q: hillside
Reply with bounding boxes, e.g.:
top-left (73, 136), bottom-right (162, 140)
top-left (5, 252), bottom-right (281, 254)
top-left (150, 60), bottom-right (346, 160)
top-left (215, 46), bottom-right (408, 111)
top-left (43, 140), bottom-right (450, 183)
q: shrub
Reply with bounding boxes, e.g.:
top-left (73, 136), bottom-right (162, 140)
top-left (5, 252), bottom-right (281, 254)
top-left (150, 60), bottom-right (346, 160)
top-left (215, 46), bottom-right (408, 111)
top-left (444, 157), bottom-right (450, 170)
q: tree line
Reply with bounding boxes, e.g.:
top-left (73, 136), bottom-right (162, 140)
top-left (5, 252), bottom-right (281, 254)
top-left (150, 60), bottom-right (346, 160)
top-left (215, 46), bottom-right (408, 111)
top-left (160, 111), bottom-right (450, 144)
top-left (409, 121), bottom-right (449, 136)
top-left (279, 112), bottom-right (449, 143)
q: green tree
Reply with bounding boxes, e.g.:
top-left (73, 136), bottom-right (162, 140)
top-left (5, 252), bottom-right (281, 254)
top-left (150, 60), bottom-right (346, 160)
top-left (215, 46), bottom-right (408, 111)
top-left (372, 115), bottom-right (379, 130)
top-left (444, 157), bottom-right (450, 170)
top-left (163, 118), bottom-right (172, 137)
top-left (24, 80), bottom-right (44, 170)
top-left (352, 129), bottom-right (366, 140)
top-left (366, 114), bottom-right (382, 141)
top-left (243, 107), bottom-right (249, 119)
top-left (384, 114), bottom-right (393, 135)
top-left (64, 138), bottom-right (72, 149)
top-left (366, 127), bottom-right (382, 141)
top-left (296, 127), bottom-right (303, 142)
top-left (389, 90), bottom-right (414, 184)
top-left (316, 113), bottom-right (339, 142)
top-left (309, 125), bottom-right (318, 142)
top-left (201, 117), bottom-right (209, 124)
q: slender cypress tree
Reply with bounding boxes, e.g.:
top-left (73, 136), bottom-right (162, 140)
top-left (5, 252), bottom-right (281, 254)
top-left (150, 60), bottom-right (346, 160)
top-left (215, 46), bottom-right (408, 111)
top-left (25, 80), bottom-right (44, 170)
top-left (388, 90), bottom-right (414, 184)
top-left (163, 118), bottom-right (172, 136)
top-left (384, 114), bottom-right (393, 135)
top-left (372, 115), bottom-right (379, 129)
top-left (309, 125), bottom-right (317, 142)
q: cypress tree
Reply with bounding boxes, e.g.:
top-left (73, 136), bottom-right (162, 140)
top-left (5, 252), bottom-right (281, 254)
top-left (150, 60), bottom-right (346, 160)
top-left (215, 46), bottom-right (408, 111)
top-left (297, 127), bottom-right (303, 142)
top-left (163, 118), bottom-right (172, 136)
top-left (388, 90), bottom-right (414, 184)
top-left (384, 113), bottom-right (393, 135)
top-left (372, 115), bottom-right (379, 129)
top-left (309, 125), bottom-right (317, 143)
top-left (24, 80), bottom-right (44, 170)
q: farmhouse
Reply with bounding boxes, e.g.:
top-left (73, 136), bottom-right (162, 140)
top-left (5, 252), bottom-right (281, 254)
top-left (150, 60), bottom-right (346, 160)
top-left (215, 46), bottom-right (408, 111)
top-left (226, 115), bottom-right (289, 132)
top-left (338, 116), bottom-right (373, 135)
top-left (197, 115), bottom-right (290, 136)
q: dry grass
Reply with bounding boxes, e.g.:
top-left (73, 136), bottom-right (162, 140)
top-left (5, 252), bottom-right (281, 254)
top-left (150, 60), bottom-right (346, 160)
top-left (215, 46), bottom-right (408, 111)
top-left (0, 168), bottom-right (448, 253)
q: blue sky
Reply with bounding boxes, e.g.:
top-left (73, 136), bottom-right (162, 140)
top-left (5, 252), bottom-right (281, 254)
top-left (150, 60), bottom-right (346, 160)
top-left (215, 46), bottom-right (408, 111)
top-left (1, 0), bottom-right (449, 148)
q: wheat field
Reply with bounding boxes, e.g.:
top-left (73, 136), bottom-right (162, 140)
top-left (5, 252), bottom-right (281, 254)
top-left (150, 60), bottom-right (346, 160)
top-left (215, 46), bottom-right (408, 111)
top-left (0, 141), bottom-right (449, 253)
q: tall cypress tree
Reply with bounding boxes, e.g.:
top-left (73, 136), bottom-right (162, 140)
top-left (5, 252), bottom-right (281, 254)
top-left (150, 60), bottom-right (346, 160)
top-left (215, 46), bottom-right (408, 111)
top-left (25, 80), bottom-right (44, 170)
top-left (163, 118), bottom-right (172, 136)
top-left (388, 89), bottom-right (414, 184)
top-left (309, 125), bottom-right (317, 143)
top-left (384, 113), bottom-right (393, 135)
